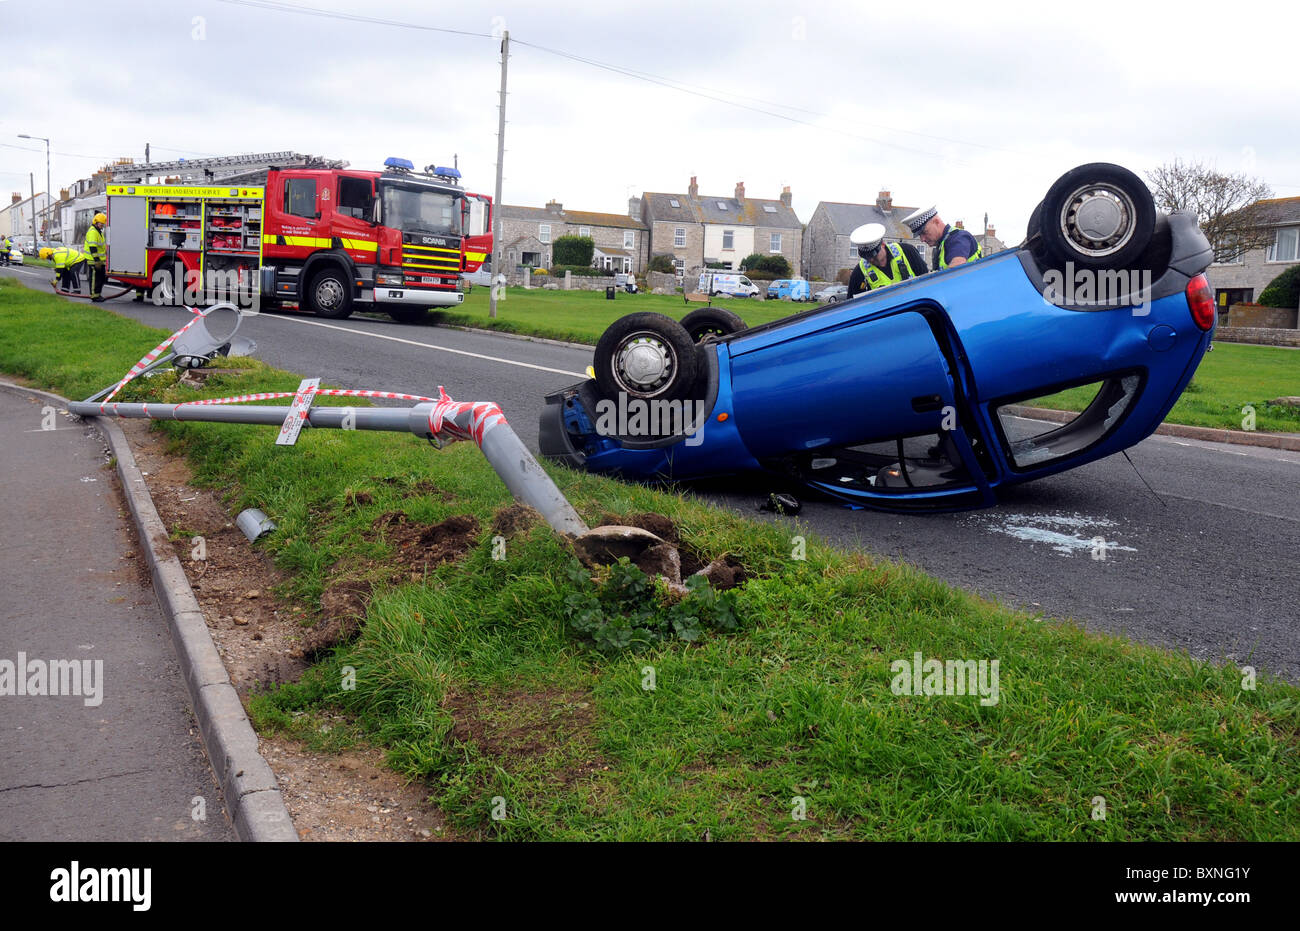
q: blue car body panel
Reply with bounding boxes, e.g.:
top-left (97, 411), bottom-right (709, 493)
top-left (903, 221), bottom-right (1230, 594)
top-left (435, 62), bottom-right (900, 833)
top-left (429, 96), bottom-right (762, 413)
top-left (540, 215), bottom-right (1214, 512)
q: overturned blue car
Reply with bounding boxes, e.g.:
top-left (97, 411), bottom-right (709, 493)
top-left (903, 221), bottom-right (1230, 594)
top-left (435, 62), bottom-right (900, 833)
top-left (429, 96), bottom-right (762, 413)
top-left (540, 164), bottom-right (1217, 512)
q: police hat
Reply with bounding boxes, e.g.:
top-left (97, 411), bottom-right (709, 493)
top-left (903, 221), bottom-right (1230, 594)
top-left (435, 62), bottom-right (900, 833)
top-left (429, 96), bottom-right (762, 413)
top-left (902, 205), bottom-right (937, 236)
top-left (849, 222), bottom-right (886, 254)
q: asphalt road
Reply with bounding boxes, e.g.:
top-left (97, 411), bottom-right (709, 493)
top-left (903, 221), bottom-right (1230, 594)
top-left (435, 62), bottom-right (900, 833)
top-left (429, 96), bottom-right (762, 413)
top-left (5, 265), bottom-right (1298, 681)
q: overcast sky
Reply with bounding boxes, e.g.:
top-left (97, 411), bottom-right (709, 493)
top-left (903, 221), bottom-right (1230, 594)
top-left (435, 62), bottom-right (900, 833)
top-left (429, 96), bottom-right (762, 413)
top-left (3, 0), bottom-right (1296, 244)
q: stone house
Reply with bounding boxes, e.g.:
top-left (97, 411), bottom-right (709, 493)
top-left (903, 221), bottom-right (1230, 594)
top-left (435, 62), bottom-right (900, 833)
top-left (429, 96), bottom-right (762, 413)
top-left (1206, 196), bottom-right (1300, 310)
top-left (498, 200), bottom-right (646, 273)
top-left (802, 191), bottom-right (927, 282)
top-left (640, 178), bottom-right (803, 278)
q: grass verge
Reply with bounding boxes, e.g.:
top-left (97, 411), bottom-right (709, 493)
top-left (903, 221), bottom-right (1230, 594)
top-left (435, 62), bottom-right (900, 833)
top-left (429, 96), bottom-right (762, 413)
top-left (3, 276), bottom-right (1298, 840)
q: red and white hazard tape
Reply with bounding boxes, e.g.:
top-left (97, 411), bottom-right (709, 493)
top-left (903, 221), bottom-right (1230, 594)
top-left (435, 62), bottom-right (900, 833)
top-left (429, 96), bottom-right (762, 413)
top-left (177, 388), bottom-right (441, 406)
top-left (99, 306), bottom-right (204, 408)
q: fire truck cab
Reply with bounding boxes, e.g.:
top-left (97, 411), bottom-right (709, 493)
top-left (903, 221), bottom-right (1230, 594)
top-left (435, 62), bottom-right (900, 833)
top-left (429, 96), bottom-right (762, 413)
top-left (105, 152), bottom-right (476, 322)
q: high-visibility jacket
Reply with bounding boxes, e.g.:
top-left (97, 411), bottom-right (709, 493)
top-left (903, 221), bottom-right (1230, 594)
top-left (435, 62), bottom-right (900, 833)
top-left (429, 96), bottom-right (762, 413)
top-left (84, 225), bottom-right (107, 264)
top-left (937, 226), bottom-right (982, 269)
top-left (0, 238), bottom-right (11, 254)
top-left (52, 247), bottom-right (88, 270)
top-left (858, 241), bottom-right (920, 291)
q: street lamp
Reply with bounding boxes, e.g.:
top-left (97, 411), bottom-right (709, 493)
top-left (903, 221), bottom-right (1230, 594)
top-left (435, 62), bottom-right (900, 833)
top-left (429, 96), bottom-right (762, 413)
top-left (18, 134), bottom-right (50, 244)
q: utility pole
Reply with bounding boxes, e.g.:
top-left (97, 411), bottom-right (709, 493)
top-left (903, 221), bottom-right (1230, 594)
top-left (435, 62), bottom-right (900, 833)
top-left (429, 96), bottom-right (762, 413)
top-left (19, 134), bottom-right (49, 244)
top-left (489, 30), bottom-right (509, 319)
top-left (29, 173), bottom-right (36, 245)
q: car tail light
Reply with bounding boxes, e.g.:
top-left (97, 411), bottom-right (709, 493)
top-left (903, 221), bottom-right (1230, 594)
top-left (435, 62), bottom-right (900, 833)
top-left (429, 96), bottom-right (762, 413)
top-left (1186, 274), bottom-right (1215, 331)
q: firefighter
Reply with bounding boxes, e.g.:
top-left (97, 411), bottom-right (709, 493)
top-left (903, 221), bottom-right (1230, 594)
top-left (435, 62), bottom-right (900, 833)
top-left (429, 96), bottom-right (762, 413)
top-left (84, 212), bottom-right (108, 301)
top-left (43, 246), bottom-right (88, 292)
top-left (0, 235), bottom-right (11, 266)
top-left (902, 206), bottom-right (982, 271)
top-left (847, 222), bottom-right (927, 297)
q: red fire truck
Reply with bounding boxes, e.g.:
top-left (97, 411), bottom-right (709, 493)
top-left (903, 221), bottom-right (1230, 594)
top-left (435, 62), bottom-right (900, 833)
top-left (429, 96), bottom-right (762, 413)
top-left (105, 153), bottom-right (487, 322)
top-left (462, 191), bottom-right (493, 277)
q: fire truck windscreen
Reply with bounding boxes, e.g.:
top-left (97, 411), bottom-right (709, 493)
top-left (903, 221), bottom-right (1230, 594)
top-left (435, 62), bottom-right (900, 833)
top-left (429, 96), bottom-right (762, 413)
top-left (380, 182), bottom-right (460, 237)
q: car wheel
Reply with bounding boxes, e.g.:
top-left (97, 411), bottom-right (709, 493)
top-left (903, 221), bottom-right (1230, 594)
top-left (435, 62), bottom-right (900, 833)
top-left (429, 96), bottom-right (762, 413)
top-left (1039, 163), bottom-right (1155, 269)
top-left (594, 312), bottom-right (700, 402)
top-left (680, 307), bottom-right (748, 342)
top-left (387, 307), bottom-right (426, 324)
top-left (308, 267), bottom-right (354, 319)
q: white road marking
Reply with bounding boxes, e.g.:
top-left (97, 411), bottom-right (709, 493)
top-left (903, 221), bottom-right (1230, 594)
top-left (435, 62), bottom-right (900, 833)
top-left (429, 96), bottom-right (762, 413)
top-left (261, 314), bottom-right (588, 378)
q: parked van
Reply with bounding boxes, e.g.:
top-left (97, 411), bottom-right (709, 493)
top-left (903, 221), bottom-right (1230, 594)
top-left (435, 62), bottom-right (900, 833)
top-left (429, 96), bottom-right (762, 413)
top-left (698, 272), bottom-right (760, 298)
top-left (766, 278), bottom-right (812, 301)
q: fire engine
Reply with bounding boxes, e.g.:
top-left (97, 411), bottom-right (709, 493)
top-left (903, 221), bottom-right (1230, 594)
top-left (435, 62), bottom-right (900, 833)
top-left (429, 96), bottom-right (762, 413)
top-left (104, 152), bottom-right (488, 322)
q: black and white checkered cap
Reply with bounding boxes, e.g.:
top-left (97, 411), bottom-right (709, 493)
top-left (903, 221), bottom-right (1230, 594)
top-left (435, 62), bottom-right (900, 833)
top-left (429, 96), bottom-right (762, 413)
top-left (902, 205), bottom-right (937, 235)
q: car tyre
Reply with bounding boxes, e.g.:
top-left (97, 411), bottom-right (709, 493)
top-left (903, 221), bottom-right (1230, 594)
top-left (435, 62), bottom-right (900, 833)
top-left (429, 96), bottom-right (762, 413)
top-left (1039, 163), bottom-right (1155, 269)
top-left (594, 312), bottom-right (700, 402)
top-left (150, 259), bottom-right (185, 306)
top-left (680, 307), bottom-right (748, 342)
top-left (308, 267), bottom-right (354, 319)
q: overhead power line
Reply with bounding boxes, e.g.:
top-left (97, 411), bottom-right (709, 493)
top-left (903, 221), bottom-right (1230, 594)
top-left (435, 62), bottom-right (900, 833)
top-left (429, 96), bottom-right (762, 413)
top-left (211, 0), bottom-right (1015, 163)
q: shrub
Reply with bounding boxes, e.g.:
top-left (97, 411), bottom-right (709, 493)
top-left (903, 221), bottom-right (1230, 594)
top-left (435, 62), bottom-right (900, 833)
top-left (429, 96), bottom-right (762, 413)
top-left (739, 253), bottom-right (764, 271)
top-left (1259, 265), bottom-right (1300, 309)
top-left (741, 253), bottom-right (791, 276)
top-left (552, 235), bottom-right (594, 267)
top-left (704, 260), bottom-right (730, 270)
top-left (648, 253), bottom-right (676, 274)
top-left (532, 268), bottom-right (548, 277)
top-left (551, 264), bottom-right (611, 278)
top-left (835, 267), bottom-right (853, 285)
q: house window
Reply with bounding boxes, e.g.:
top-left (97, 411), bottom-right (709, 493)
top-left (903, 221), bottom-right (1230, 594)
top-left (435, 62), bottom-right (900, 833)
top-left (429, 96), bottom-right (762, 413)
top-left (722, 229), bottom-right (734, 250)
top-left (763, 204), bottom-right (776, 213)
top-left (1267, 227), bottom-right (1298, 263)
top-left (674, 227), bottom-right (686, 247)
top-left (579, 226), bottom-right (590, 237)
top-left (623, 257), bottom-right (631, 273)
top-left (539, 224), bottom-right (551, 244)
top-left (669, 199), bottom-right (680, 208)
top-left (673, 258), bottom-right (685, 277)
top-left (624, 230), bottom-right (634, 249)
top-left (770, 233), bottom-right (782, 252)
top-left (716, 201), bottom-right (728, 210)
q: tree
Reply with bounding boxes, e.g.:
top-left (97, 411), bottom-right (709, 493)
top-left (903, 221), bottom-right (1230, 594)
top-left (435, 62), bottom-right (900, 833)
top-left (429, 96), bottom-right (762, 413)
top-left (1259, 266), bottom-right (1300, 310)
top-left (1146, 159), bottom-right (1273, 263)
top-left (648, 253), bottom-right (676, 274)
top-left (552, 235), bottom-right (594, 267)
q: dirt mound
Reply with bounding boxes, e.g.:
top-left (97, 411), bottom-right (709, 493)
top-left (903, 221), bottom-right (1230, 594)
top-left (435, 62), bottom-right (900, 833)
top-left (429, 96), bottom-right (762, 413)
top-left (371, 512), bottom-right (481, 570)
top-left (491, 504), bottom-right (541, 539)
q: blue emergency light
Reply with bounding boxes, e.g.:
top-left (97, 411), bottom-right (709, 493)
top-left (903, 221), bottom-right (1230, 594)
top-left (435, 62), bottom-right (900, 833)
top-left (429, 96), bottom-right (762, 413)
top-left (432, 166), bottom-right (461, 180)
top-left (384, 157), bottom-right (415, 171)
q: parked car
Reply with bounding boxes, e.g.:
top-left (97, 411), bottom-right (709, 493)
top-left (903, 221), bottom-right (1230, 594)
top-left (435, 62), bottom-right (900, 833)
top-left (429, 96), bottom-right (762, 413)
top-left (766, 278), bottom-right (812, 301)
top-left (540, 163), bottom-right (1215, 512)
top-left (698, 272), bottom-right (760, 298)
top-left (8, 247), bottom-right (23, 265)
top-left (815, 283), bottom-right (848, 303)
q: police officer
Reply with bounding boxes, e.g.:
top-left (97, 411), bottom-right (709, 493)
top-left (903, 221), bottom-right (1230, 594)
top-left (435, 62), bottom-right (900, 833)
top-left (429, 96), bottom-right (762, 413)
top-left (0, 235), bottom-right (11, 266)
top-left (847, 222), bottom-right (927, 297)
top-left (902, 205), bottom-right (982, 271)
top-left (84, 211), bottom-right (108, 301)
top-left (42, 245), bottom-right (88, 292)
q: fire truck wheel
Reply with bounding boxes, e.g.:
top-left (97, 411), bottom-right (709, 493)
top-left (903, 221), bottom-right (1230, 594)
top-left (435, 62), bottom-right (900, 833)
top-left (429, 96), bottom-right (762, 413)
top-left (308, 267), bottom-right (354, 319)
top-left (149, 260), bottom-right (184, 307)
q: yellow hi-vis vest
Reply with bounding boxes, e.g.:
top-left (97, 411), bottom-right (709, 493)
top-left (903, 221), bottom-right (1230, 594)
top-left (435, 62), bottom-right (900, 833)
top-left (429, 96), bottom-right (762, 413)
top-left (52, 247), bottom-right (88, 270)
top-left (858, 241), bottom-right (918, 290)
top-left (938, 227), bottom-right (982, 269)
top-left (0, 238), bottom-right (10, 254)
top-left (84, 225), bottom-right (107, 264)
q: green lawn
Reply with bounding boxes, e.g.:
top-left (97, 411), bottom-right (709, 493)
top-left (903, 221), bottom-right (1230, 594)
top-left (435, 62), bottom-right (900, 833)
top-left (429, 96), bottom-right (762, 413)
top-left (1026, 342), bottom-right (1300, 432)
top-left (4, 276), bottom-right (1298, 841)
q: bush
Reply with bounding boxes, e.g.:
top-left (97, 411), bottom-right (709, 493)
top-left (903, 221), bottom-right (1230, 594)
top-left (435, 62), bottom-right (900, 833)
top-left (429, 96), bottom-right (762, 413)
top-left (743, 269), bottom-right (778, 281)
top-left (1259, 265), bottom-right (1300, 309)
top-left (552, 235), bottom-right (594, 267)
top-left (740, 253), bottom-right (792, 276)
top-left (551, 264), bottom-right (611, 278)
top-left (835, 267), bottom-right (853, 285)
top-left (532, 268), bottom-right (548, 277)
top-left (648, 253), bottom-right (676, 274)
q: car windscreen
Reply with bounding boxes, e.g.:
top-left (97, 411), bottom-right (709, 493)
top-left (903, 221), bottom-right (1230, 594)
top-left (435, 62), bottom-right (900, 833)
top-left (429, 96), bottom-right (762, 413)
top-left (380, 182), bottom-right (460, 236)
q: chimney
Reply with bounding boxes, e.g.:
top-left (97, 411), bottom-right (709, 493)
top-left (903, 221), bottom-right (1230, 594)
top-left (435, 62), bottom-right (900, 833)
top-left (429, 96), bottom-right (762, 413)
top-left (59, 188), bottom-right (69, 201)
top-left (735, 181), bottom-right (745, 203)
top-left (876, 190), bottom-right (892, 212)
top-left (985, 225), bottom-right (995, 239)
top-left (688, 176), bottom-right (698, 199)
top-left (780, 186), bottom-right (792, 207)
top-left (954, 219), bottom-right (965, 230)
top-left (628, 195), bottom-right (641, 218)
top-left (546, 199), bottom-right (563, 215)
top-left (10, 193), bottom-right (20, 205)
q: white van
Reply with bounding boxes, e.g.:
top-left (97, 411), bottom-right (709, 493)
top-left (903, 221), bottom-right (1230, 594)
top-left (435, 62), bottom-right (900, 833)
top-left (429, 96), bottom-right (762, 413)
top-left (698, 272), bottom-right (760, 298)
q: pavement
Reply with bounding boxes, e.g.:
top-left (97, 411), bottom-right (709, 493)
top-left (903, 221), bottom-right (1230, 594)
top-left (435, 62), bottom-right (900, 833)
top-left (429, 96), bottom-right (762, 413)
top-left (0, 385), bottom-right (234, 841)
